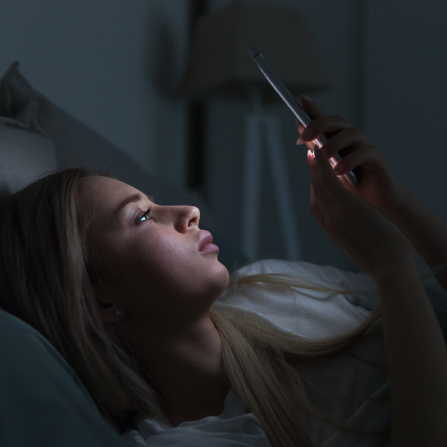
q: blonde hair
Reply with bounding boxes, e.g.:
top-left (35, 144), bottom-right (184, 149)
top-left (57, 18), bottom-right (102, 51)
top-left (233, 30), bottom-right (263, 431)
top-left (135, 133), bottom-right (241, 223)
top-left (0, 167), bottom-right (444, 446)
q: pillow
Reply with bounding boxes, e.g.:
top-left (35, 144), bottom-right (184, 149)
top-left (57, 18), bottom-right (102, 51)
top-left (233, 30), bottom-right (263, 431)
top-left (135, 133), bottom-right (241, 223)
top-left (0, 101), bottom-right (58, 202)
top-left (0, 307), bottom-right (128, 447)
top-left (0, 61), bottom-right (205, 209)
top-left (0, 62), bottom-right (248, 272)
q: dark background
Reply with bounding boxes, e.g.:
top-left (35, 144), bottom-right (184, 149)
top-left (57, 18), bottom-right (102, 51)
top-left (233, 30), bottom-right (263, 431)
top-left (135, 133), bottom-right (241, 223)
top-left (2, 0), bottom-right (446, 273)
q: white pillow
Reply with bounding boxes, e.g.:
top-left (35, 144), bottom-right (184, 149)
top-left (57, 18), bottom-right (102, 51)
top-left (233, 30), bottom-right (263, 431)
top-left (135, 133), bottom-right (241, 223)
top-left (0, 100), bottom-right (58, 201)
top-left (218, 259), bottom-right (380, 340)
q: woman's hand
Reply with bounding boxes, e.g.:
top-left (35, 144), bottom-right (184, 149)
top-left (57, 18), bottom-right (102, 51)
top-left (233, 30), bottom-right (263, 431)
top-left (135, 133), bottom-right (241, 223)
top-left (296, 96), bottom-right (410, 218)
top-left (308, 144), bottom-right (415, 280)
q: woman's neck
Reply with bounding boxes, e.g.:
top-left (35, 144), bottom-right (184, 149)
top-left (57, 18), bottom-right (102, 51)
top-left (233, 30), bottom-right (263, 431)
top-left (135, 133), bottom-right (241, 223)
top-left (122, 313), bottom-right (230, 424)
top-left (163, 379), bottom-right (231, 427)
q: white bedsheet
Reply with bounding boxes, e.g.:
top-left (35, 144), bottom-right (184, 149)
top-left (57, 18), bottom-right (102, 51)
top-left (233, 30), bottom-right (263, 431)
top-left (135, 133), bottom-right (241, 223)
top-left (124, 258), bottom-right (447, 447)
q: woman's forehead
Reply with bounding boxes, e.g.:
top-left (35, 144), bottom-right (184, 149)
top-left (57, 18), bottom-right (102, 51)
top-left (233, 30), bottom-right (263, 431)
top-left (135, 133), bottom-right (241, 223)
top-left (78, 176), bottom-right (139, 213)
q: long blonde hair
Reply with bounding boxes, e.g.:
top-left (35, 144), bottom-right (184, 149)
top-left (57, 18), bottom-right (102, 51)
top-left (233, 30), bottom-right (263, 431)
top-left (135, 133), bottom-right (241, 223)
top-left (0, 167), bottom-right (444, 446)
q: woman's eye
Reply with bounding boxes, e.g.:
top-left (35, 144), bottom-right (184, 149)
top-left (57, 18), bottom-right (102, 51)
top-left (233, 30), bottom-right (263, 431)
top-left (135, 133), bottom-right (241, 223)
top-left (138, 207), bottom-right (152, 223)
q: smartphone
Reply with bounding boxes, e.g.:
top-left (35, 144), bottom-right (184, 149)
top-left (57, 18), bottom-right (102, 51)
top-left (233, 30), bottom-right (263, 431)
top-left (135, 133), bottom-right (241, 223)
top-left (248, 47), bottom-right (358, 188)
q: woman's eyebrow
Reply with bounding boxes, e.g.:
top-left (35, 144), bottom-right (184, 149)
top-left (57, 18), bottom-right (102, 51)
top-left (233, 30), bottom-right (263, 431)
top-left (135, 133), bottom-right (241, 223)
top-left (113, 193), bottom-right (154, 218)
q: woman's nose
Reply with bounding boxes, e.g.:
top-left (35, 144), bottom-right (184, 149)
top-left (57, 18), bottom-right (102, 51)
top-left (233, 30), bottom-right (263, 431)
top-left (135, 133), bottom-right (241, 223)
top-left (174, 206), bottom-right (200, 232)
top-left (186, 206), bottom-right (200, 228)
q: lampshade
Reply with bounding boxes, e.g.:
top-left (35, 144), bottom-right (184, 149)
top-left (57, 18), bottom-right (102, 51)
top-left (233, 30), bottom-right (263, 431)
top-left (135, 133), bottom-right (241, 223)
top-left (180, 1), bottom-right (333, 102)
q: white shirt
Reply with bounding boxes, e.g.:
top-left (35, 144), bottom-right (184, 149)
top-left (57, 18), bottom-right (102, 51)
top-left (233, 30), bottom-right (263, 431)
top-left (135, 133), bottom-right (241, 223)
top-left (125, 385), bottom-right (272, 447)
top-left (124, 258), bottom-right (447, 447)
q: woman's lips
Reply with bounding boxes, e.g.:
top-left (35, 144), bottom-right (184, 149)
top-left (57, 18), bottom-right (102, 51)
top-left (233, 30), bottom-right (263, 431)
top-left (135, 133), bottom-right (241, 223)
top-left (199, 243), bottom-right (219, 253)
top-left (198, 230), bottom-right (219, 253)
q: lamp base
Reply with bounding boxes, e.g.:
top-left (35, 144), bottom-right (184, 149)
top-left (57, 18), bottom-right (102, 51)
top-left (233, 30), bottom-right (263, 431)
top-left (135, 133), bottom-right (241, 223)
top-left (241, 113), bottom-right (302, 262)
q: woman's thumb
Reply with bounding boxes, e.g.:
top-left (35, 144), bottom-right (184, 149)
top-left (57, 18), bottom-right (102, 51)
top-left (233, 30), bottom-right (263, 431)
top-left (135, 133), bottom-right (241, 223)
top-left (312, 145), bottom-right (333, 174)
top-left (312, 145), bottom-right (346, 191)
top-left (310, 145), bottom-right (326, 168)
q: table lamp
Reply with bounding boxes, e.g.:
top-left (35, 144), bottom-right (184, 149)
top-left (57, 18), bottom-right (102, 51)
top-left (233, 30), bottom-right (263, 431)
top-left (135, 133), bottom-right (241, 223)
top-left (180, 0), bottom-right (333, 261)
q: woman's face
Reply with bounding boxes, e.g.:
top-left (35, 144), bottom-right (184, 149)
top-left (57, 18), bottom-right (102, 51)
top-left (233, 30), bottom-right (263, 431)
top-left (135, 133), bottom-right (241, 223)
top-left (77, 176), bottom-right (229, 327)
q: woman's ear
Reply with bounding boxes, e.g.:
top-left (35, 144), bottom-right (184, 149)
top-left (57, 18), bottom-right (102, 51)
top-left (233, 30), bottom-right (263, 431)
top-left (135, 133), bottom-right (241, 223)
top-left (93, 282), bottom-right (125, 322)
top-left (99, 302), bottom-right (125, 322)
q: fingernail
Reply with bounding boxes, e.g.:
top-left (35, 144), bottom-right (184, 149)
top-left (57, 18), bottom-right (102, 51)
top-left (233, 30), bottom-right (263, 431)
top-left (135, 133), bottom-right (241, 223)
top-left (296, 127), bottom-right (314, 145)
top-left (301, 94), bottom-right (315, 104)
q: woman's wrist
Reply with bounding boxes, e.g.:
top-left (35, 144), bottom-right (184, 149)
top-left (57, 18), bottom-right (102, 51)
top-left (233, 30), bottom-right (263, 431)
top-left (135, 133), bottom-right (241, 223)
top-left (380, 184), bottom-right (414, 222)
top-left (371, 253), bottom-right (417, 284)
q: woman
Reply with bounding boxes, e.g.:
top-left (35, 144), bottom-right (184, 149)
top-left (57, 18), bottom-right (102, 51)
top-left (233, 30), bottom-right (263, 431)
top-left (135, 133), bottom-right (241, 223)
top-left (0, 95), bottom-right (446, 447)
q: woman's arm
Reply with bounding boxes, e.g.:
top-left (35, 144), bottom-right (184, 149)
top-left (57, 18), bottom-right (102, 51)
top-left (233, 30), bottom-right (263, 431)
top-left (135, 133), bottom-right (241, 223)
top-left (384, 186), bottom-right (447, 290)
top-left (375, 257), bottom-right (447, 447)
top-left (306, 145), bottom-right (447, 447)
